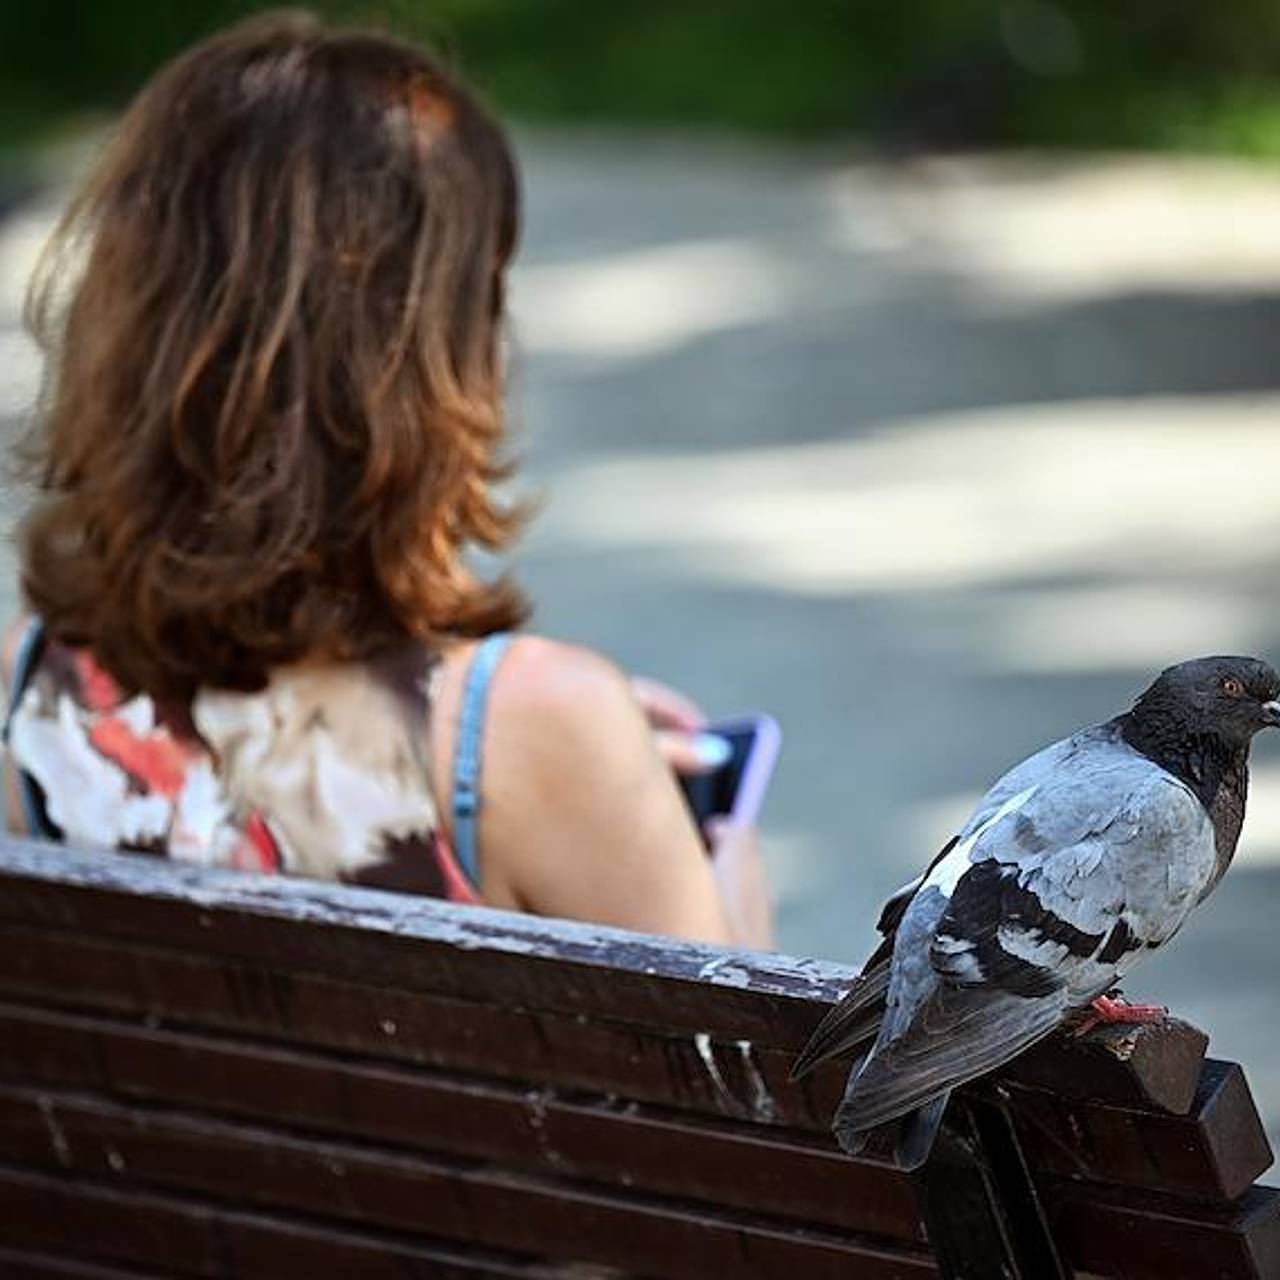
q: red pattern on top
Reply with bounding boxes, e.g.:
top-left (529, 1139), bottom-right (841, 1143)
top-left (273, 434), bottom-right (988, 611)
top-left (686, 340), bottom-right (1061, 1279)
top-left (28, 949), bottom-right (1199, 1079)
top-left (88, 716), bottom-right (192, 797)
top-left (240, 813), bottom-right (282, 873)
top-left (74, 650), bottom-right (123, 713)
top-left (15, 639), bottom-right (475, 904)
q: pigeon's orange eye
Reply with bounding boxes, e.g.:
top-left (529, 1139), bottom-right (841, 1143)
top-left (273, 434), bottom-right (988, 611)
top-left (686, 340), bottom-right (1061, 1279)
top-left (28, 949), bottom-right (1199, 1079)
top-left (1222, 677), bottom-right (1245, 698)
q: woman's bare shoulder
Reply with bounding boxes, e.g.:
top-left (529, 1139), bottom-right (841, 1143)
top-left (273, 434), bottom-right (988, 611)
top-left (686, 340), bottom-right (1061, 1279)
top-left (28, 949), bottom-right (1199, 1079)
top-left (1, 615), bottom-right (33, 687)
top-left (491, 634), bottom-right (633, 723)
top-left (1, 616), bottom-right (32, 834)
top-left (434, 634), bottom-right (634, 756)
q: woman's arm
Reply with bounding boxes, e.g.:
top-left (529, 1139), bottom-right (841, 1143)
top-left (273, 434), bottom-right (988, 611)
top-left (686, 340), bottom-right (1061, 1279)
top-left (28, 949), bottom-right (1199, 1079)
top-left (431, 636), bottom-right (772, 947)
top-left (2, 617), bottom-right (30, 834)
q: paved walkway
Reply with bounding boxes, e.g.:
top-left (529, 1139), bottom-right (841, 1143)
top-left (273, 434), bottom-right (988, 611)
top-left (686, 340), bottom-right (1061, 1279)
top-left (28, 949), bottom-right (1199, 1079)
top-left (3, 133), bottom-right (1279, 1137)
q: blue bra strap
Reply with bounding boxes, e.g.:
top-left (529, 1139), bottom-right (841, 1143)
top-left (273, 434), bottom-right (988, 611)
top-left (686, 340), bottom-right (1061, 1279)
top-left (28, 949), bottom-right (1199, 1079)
top-left (2, 618), bottom-right (55, 838)
top-left (451, 632), bottom-right (513, 889)
top-left (2, 618), bottom-right (44, 744)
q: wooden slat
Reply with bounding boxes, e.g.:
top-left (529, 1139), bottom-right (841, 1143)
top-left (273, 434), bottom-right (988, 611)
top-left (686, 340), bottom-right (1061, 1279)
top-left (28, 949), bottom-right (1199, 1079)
top-left (0, 1164), bottom-right (632, 1279)
top-left (0, 1000), bottom-right (924, 1243)
top-left (0, 844), bottom-right (1260, 1133)
top-left (8, 917), bottom-right (1245, 1176)
top-left (0, 924), bottom-right (839, 1132)
top-left (910, 1101), bottom-right (1068, 1280)
top-left (1004, 1016), bottom-right (1210, 1114)
top-left (1047, 1181), bottom-right (1280, 1280)
top-left (0, 841), bottom-right (850, 1041)
top-left (0, 1162), bottom-right (225, 1277)
top-left (1003, 1058), bottom-right (1274, 1203)
top-left (220, 1214), bottom-right (635, 1279)
top-left (3, 941), bottom-right (1265, 1219)
top-left (0, 844), bottom-right (1248, 1133)
top-left (0, 1084), bottom-right (938, 1280)
top-left (0, 1244), bottom-right (166, 1280)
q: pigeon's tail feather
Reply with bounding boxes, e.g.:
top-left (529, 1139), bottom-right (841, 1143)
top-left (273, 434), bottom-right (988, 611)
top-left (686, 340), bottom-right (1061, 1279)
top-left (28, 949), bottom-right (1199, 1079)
top-left (831, 1091), bottom-right (952, 1168)
top-left (893, 1091), bottom-right (951, 1170)
top-left (835, 985), bottom-right (1065, 1137)
top-left (834, 1124), bottom-right (873, 1157)
top-left (790, 963), bottom-right (890, 1081)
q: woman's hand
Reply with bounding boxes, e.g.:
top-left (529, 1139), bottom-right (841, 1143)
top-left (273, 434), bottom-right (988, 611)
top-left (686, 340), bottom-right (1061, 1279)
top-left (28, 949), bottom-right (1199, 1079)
top-left (631, 673), bottom-right (774, 949)
top-left (630, 675), bottom-right (729, 775)
top-left (707, 818), bottom-right (774, 950)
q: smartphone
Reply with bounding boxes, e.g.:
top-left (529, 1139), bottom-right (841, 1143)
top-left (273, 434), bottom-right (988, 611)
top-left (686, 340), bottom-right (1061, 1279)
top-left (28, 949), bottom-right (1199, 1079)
top-left (677, 714), bottom-right (781, 840)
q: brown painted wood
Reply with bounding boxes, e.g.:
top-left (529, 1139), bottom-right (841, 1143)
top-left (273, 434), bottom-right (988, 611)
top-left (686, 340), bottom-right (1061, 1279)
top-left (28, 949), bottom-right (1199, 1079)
top-left (0, 1162), bottom-right (225, 1277)
top-left (1002, 1058), bottom-right (1274, 1203)
top-left (1004, 1016), bottom-right (1210, 1114)
top-left (0, 1164), bottom-right (632, 1279)
top-left (1045, 1181), bottom-right (1280, 1280)
top-left (1, 919), bottom-right (1241, 1168)
top-left (0, 1083), bottom-right (939, 1280)
top-left (0, 924), bottom-right (840, 1132)
top-left (0, 839), bottom-right (849, 1043)
top-left (0, 1001), bottom-right (924, 1242)
top-left (1, 948), bottom-right (1260, 1223)
top-left (0, 1245), bottom-right (167, 1280)
top-left (910, 1100), bottom-right (1069, 1280)
top-left (0, 844), bottom-right (1247, 1127)
top-left (221, 1214), bottom-right (639, 1280)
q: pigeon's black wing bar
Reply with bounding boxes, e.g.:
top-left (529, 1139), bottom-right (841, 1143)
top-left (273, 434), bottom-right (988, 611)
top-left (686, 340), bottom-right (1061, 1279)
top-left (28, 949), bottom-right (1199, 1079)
top-left (930, 860), bottom-right (1103, 998)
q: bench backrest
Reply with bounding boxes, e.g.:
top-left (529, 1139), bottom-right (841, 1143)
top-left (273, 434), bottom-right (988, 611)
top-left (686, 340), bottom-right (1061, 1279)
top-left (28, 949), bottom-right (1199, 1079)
top-left (0, 837), bottom-right (1275, 1279)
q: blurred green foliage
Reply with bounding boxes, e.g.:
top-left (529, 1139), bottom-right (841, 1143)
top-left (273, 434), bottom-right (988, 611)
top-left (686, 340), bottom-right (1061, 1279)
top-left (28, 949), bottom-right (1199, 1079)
top-left (4, 1), bottom-right (1280, 154)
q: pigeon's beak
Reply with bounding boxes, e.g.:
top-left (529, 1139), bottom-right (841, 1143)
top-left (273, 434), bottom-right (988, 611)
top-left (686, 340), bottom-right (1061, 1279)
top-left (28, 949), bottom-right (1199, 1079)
top-left (1262, 701), bottom-right (1280, 728)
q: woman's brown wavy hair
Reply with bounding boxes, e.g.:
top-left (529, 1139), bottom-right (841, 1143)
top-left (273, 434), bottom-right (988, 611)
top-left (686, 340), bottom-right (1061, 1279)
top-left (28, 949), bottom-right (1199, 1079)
top-left (21, 9), bottom-right (527, 703)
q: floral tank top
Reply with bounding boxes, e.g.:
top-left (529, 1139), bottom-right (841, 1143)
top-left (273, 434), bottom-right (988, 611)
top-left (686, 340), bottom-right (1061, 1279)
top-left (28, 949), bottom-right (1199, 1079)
top-left (3, 623), bottom-right (480, 903)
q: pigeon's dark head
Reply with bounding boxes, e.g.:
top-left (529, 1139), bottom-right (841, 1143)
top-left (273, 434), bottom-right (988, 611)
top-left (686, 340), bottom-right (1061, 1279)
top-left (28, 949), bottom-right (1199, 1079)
top-left (1132, 656), bottom-right (1280, 747)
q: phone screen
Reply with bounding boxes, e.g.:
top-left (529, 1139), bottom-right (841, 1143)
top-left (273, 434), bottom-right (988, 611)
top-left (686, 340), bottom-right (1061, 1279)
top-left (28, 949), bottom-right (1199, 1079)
top-left (676, 715), bottom-right (779, 841)
top-left (678, 725), bottom-right (757, 829)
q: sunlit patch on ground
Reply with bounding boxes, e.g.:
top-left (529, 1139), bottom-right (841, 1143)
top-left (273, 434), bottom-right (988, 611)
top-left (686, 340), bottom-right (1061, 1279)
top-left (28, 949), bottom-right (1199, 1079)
top-left (0, 201), bottom-right (53, 419)
top-left (515, 237), bottom-right (787, 359)
top-left (533, 398), bottom-right (1280, 600)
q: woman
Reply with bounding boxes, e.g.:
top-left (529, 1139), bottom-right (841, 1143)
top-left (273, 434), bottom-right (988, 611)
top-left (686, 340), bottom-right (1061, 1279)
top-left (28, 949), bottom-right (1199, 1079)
top-left (2, 11), bottom-right (771, 948)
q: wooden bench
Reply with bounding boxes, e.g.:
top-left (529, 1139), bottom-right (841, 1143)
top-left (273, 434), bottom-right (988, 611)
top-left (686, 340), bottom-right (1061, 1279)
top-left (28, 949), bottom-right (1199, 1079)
top-left (0, 836), bottom-right (1275, 1279)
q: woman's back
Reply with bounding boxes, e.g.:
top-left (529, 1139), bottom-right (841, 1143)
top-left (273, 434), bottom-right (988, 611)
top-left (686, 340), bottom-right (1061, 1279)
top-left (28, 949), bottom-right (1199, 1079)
top-left (8, 624), bottom-right (478, 900)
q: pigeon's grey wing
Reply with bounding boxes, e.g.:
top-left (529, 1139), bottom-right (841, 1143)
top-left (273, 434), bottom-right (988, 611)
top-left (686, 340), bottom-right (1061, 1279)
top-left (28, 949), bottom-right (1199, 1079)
top-left (859, 731), bottom-right (1096, 987)
top-left (834, 982), bottom-right (1067, 1137)
top-left (930, 762), bottom-right (1214, 1000)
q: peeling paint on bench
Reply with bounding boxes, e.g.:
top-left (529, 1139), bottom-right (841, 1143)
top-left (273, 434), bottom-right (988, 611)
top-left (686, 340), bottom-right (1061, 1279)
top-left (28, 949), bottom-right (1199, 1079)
top-left (0, 836), bottom-right (859, 1006)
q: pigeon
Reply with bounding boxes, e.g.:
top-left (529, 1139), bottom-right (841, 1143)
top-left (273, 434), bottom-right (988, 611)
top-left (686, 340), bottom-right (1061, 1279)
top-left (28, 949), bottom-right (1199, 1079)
top-left (792, 656), bottom-right (1280, 1165)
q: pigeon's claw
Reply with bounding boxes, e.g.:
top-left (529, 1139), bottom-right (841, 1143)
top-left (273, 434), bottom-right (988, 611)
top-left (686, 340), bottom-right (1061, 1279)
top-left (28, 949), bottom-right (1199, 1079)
top-left (1072, 993), bottom-right (1168, 1037)
top-left (1090, 993), bottom-right (1168, 1024)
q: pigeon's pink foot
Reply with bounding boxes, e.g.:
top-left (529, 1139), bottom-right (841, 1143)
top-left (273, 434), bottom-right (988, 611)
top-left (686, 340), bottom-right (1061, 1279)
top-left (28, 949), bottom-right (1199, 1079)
top-left (1073, 993), bottom-right (1168, 1037)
